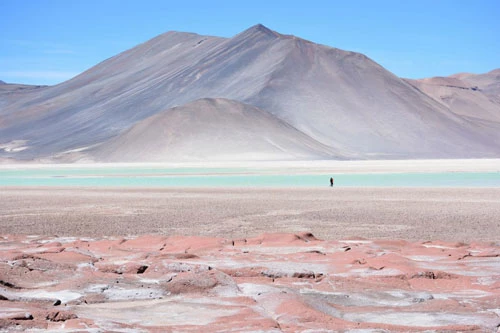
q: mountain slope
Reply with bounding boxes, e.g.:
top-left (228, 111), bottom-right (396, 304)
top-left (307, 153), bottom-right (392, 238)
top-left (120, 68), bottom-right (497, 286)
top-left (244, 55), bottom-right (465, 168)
top-left (0, 31), bottom-right (228, 158)
top-left (83, 98), bottom-right (339, 162)
top-left (0, 83), bottom-right (47, 116)
top-left (1, 24), bottom-right (499, 161)
top-left (406, 74), bottom-right (500, 124)
top-left (452, 69), bottom-right (500, 103)
top-left (239, 35), bottom-right (499, 158)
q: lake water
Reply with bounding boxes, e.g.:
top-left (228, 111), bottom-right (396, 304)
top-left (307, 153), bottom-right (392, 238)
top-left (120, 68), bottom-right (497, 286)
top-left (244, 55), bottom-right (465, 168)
top-left (1, 167), bottom-right (499, 187)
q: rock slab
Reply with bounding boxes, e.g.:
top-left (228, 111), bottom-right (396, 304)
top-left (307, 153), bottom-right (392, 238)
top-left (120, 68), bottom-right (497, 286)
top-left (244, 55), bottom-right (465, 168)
top-left (1, 233), bottom-right (499, 331)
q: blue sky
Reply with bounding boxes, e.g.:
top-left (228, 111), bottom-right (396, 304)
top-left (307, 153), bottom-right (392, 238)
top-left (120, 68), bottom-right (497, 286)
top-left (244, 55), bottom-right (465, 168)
top-left (1, 0), bottom-right (499, 85)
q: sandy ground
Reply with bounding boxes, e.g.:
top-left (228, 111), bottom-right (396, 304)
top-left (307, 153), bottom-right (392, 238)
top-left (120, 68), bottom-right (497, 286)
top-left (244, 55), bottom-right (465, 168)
top-left (1, 187), bottom-right (499, 242)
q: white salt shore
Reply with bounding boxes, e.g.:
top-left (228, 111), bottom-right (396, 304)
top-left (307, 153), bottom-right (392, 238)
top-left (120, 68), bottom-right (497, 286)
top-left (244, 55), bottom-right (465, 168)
top-left (1, 158), bottom-right (499, 174)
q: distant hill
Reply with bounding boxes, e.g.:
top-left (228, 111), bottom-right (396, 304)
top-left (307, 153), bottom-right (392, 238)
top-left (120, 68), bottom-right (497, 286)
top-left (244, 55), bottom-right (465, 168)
top-left (406, 70), bottom-right (500, 125)
top-left (1, 24), bottom-right (499, 162)
top-left (0, 82), bottom-right (48, 117)
top-left (84, 98), bottom-right (339, 162)
top-left (452, 69), bottom-right (500, 103)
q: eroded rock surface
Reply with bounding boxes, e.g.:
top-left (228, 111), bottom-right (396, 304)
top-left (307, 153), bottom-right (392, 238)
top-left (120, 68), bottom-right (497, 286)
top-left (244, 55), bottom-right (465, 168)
top-left (1, 233), bottom-right (499, 332)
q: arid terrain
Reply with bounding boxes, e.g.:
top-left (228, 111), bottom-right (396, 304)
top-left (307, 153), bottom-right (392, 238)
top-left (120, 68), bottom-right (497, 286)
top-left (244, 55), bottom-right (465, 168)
top-left (2, 186), bottom-right (500, 331)
top-left (1, 230), bottom-right (499, 331)
top-left (1, 160), bottom-right (500, 331)
top-left (1, 18), bottom-right (499, 332)
top-left (1, 25), bottom-right (500, 162)
top-left (1, 187), bottom-right (500, 242)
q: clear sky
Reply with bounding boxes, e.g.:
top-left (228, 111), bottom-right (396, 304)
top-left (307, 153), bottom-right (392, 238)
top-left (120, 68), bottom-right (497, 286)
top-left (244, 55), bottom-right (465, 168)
top-left (1, 0), bottom-right (499, 85)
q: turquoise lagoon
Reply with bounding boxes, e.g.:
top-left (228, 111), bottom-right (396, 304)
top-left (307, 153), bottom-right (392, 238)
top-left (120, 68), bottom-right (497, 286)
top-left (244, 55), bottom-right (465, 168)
top-left (1, 166), bottom-right (499, 187)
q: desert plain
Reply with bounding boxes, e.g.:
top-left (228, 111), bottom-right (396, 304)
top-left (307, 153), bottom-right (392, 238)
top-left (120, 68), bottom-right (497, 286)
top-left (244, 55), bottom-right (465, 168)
top-left (1, 160), bottom-right (499, 332)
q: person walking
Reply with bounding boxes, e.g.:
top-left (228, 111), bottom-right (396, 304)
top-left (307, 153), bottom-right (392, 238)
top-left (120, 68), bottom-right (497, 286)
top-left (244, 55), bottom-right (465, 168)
top-left (330, 177), bottom-right (334, 187)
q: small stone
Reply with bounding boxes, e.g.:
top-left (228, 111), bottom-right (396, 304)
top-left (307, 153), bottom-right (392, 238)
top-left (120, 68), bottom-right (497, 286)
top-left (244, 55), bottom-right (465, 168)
top-left (13, 312), bottom-right (33, 320)
top-left (136, 265), bottom-right (148, 274)
top-left (46, 311), bottom-right (78, 322)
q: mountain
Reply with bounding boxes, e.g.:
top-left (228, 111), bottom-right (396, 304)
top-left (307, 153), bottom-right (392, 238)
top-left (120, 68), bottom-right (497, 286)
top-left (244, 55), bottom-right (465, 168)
top-left (406, 71), bottom-right (500, 131)
top-left (451, 69), bottom-right (500, 103)
top-left (0, 83), bottom-right (47, 116)
top-left (1, 24), bottom-right (500, 162)
top-left (82, 98), bottom-right (338, 162)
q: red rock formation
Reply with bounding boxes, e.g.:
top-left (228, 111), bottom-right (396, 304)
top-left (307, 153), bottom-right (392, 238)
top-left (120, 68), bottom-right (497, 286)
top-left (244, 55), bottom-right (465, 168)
top-left (1, 233), bottom-right (498, 331)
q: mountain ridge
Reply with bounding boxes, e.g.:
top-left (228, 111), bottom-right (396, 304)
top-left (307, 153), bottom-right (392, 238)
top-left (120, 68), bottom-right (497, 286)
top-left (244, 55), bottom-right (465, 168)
top-left (1, 24), bottom-right (499, 162)
top-left (406, 70), bottom-right (500, 125)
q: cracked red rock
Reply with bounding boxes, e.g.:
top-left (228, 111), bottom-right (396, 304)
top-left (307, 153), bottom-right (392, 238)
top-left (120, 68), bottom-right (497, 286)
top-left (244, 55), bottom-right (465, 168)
top-left (0, 233), bottom-right (499, 331)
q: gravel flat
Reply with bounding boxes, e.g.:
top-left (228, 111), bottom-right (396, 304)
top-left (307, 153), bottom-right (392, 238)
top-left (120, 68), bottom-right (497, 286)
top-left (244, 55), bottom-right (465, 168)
top-left (1, 187), bottom-right (499, 242)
